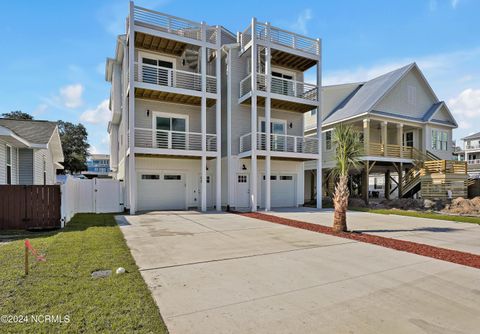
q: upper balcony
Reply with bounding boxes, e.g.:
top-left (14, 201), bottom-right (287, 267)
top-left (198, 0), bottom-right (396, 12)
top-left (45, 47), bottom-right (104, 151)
top-left (239, 132), bottom-right (319, 160)
top-left (239, 20), bottom-right (320, 60)
top-left (239, 72), bottom-right (318, 112)
top-left (131, 6), bottom-right (218, 46)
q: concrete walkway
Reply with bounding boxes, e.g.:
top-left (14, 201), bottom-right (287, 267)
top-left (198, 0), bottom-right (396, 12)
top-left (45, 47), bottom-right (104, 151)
top-left (119, 211), bottom-right (480, 334)
top-left (268, 208), bottom-right (480, 255)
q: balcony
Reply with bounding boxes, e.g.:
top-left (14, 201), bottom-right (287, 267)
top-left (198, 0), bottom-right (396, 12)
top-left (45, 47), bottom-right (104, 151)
top-left (365, 143), bottom-right (419, 160)
top-left (239, 73), bottom-right (318, 112)
top-left (466, 145), bottom-right (480, 150)
top-left (132, 6), bottom-right (217, 45)
top-left (239, 132), bottom-right (319, 159)
top-left (240, 21), bottom-right (320, 57)
top-left (133, 62), bottom-right (217, 106)
top-left (134, 128), bottom-right (217, 157)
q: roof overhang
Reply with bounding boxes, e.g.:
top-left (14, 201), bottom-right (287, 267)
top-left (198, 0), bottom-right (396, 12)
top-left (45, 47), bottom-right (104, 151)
top-left (0, 125), bottom-right (32, 147)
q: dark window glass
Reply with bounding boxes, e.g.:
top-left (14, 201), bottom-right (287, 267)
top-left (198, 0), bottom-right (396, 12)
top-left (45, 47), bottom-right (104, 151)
top-left (164, 175), bottom-right (182, 180)
top-left (142, 174), bottom-right (160, 180)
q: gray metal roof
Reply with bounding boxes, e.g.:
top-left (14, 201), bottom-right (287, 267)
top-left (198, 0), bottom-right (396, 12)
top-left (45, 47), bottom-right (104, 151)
top-left (462, 132), bottom-right (480, 140)
top-left (323, 63), bottom-right (414, 124)
top-left (0, 119), bottom-right (57, 144)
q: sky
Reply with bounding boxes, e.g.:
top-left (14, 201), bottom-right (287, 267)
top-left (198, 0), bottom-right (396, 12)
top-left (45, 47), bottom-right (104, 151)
top-left (0, 0), bottom-right (479, 153)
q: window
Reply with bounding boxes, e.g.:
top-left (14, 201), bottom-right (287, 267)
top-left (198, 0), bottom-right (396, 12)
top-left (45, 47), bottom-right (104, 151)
top-left (404, 132), bottom-right (414, 147)
top-left (43, 158), bottom-right (47, 185)
top-left (141, 56), bottom-right (174, 86)
top-left (431, 130), bottom-right (448, 151)
top-left (272, 71), bottom-right (294, 96)
top-left (407, 85), bottom-right (416, 105)
top-left (262, 175), bottom-right (277, 180)
top-left (164, 174), bottom-right (182, 180)
top-left (311, 109), bottom-right (317, 116)
top-left (238, 175), bottom-right (247, 183)
top-left (279, 175), bottom-right (293, 181)
top-left (154, 113), bottom-right (188, 149)
top-left (325, 131), bottom-right (332, 151)
top-left (142, 174), bottom-right (160, 180)
top-left (260, 119), bottom-right (286, 151)
top-left (6, 145), bottom-right (12, 185)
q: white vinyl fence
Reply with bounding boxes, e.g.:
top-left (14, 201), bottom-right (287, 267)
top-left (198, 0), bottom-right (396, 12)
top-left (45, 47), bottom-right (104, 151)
top-left (61, 176), bottom-right (124, 226)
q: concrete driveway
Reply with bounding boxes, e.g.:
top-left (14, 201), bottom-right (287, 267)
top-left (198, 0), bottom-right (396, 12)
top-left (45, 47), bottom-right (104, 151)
top-left (118, 211), bottom-right (480, 334)
top-left (269, 208), bottom-right (480, 255)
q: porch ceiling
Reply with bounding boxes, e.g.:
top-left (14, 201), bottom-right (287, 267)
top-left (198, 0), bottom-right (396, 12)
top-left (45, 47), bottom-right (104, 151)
top-left (241, 96), bottom-right (315, 113)
top-left (135, 153), bottom-right (216, 160)
top-left (135, 32), bottom-right (187, 56)
top-left (135, 88), bottom-right (216, 107)
top-left (271, 49), bottom-right (317, 72)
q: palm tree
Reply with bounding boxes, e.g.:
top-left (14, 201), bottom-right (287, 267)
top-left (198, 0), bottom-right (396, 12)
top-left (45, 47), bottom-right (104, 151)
top-left (331, 124), bottom-right (363, 232)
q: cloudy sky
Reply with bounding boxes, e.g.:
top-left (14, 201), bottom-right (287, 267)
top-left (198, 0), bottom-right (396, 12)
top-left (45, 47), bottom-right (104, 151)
top-left (1, 0), bottom-right (479, 152)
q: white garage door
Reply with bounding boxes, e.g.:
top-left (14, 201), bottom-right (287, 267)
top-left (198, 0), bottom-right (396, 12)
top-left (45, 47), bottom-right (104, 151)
top-left (137, 172), bottom-right (186, 211)
top-left (262, 174), bottom-right (296, 208)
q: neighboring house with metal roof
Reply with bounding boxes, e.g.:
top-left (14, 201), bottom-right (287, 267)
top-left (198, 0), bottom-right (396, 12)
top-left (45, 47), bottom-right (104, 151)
top-left (460, 132), bottom-right (480, 177)
top-left (0, 119), bottom-right (64, 185)
top-left (304, 63), bottom-right (459, 202)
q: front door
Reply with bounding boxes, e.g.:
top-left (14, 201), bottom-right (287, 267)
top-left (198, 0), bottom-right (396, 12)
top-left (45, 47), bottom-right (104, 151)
top-left (141, 57), bottom-right (174, 86)
top-left (236, 174), bottom-right (250, 208)
top-left (260, 120), bottom-right (286, 151)
top-left (404, 131), bottom-right (414, 147)
top-left (154, 114), bottom-right (187, 149)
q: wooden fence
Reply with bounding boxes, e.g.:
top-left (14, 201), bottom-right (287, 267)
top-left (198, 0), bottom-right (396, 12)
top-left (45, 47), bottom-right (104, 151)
top-left (0, 185), bottom-right (61, 230)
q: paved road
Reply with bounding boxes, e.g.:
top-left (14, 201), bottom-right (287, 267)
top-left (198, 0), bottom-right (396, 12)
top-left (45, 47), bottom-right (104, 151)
top-left (118, 211), bottom-right (480, 334)
top-left (269, 208), bottom-right (480, 255)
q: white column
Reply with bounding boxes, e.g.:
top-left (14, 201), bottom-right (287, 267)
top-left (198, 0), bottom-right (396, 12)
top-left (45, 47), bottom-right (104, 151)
top-left (250, 17), bottom-right (258, 212)
top-left (381, 121), bottom-right (388, 157)
top-left (128, 2), bottom-right (136, 214)
top-left (363, 119), bottom-right (370, 156)
top-left (215, 26), bottom-right (222, 212)
top-left (226, 47), bottom-right (234, 208)
top-left (397, 123), bottom-right (403, 158)
top-left (316, 39), bottom-right (323, 209)
top-left (264, 22), bottom-right (271, 211)
top-left (200, 22), bottom-right (207, 212)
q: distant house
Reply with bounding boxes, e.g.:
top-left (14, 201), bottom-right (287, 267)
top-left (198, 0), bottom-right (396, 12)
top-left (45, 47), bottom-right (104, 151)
top-left (82, 154), bottom-right (111, 178)
top-left (0, 119), bottom-right (64, 185)
top-left (461, 132), bottom-right (480, 177)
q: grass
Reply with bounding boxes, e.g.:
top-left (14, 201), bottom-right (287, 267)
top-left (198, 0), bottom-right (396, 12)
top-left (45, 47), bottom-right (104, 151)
top-left (0, 214), bottom-right (168, 333)
top-left (351, 207), bottom-right (480, 225)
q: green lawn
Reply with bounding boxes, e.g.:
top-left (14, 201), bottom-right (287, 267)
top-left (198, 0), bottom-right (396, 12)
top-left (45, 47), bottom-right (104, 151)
top-left (0, 214), bottom-right (168, 333)
top-left (352, 207), bottom-right (480, 225)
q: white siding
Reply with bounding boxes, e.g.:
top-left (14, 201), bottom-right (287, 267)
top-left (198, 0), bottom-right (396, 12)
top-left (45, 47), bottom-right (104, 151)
top-left (0, 141), bottom-right (6, 184)
top-left (374, 68), bottom-right (436, 119)
top-left (33, 148), bottom-right (55, 185)
top-left (425, 124), bottom-right (454, 160)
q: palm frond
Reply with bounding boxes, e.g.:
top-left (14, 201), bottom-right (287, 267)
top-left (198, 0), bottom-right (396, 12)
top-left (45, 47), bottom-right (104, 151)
top-left (331, 123), bottom-right (363, 179)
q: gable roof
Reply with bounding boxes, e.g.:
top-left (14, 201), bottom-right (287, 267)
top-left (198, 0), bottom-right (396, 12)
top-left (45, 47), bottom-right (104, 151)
top-left (0, 119), bottom-right (57, 145)
top-left (462, 132), bottom-right (480, 140)
top-left (323, 63), bottom-right (414, 124)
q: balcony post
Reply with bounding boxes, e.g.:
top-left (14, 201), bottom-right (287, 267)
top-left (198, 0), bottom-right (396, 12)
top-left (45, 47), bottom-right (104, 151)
top-left (250, 17), bottom-right (258, 212)
top-left (363, 119), bottom-right (370, 156)
top-left (215, 26), bottom-right (222, 212)
top-left (127, 1), bottom-right (137, 215)
top-left (200, 21), bottom-right (207, 212)
top-left (381, 121), bottom-right (388, 157)
top-left (316, 39), bottom-right (323, 209)
top-left (397, 123), bottom-right (403, 158)
top-left (264, 22), bottom-right (272, 211)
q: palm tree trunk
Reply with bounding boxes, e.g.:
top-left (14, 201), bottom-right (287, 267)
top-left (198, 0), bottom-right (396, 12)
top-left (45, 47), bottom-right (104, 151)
top-left (333, 175), bottom-right (349, 232)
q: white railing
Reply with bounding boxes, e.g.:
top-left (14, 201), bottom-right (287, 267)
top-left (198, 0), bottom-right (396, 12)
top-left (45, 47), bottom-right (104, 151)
top-left (133, 6), bottom-right (217, 44)
top-left (135, 128), bottom-right (217, 152)
top-left (239, 73), bottom-right (318, 101)
top-left (239, 74), bottom-right (252, 97)
top-left (239, 132), bottom-right (319, 154)
top-left (134, 62), bottom-right (217, 94)
top-left (466, 145), bottom-right (480, 150)
top-left (239, 22), bottom-right (320, 55)
top-left (468, 159), bottom-right (480, 165)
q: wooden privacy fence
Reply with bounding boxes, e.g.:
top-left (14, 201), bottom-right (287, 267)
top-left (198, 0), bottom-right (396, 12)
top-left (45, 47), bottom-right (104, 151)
top-left (0, 185), bottom-right (61, 230)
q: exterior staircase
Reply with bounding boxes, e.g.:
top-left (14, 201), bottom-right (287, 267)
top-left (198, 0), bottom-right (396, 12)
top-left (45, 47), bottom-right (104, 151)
top-left (401, 151), bottom-right (468, 199)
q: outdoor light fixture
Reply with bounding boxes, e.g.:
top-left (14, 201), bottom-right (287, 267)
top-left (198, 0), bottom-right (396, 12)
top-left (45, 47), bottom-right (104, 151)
top-left (146, 109), bottom-right (150, 117)
top-left (289, 122), bottom-right (293, 129)
top-left (242, 164), bottom-right (247, 170)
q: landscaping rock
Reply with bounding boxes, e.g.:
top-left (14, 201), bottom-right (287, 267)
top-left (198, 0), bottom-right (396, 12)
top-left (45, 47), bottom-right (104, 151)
top-left (91, 270), bottom-right (112, 279)
top-left (349, 198), bottom-right (367, 208)
top-left (116, 267), bottom-right (126, 275)
top-left (423, 199), bottom-right (435, 209)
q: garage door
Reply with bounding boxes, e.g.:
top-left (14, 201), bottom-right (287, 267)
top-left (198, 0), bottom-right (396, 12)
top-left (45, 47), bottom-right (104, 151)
top-left (261, 174), bottom-right (296, 208)
top-left (137, 172), bottom-right (186, 211)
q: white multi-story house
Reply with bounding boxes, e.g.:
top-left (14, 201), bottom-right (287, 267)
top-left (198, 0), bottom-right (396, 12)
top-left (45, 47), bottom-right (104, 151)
top-left (461, 132), bottom-right (480, 177)
top-left (106, 3), bottom-right (322, 213)
top-left (304, 63), bottom-right (459, 202)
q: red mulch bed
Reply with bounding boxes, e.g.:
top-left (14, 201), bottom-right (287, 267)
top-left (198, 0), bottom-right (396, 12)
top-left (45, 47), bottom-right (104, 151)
top-left (238, 212), bottom-right (480, 270)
